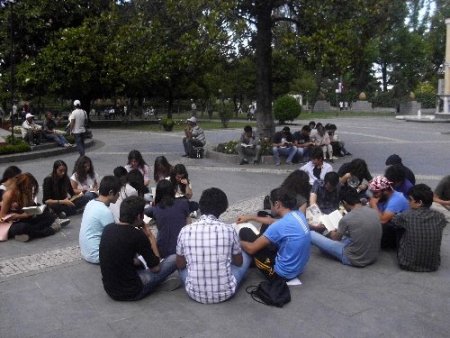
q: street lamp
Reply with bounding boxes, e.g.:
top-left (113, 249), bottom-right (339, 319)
top-left (6, 0), bottom-right (16, 141)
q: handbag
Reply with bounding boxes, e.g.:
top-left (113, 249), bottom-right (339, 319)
top-left (246, 278), bottom-right (291, 307)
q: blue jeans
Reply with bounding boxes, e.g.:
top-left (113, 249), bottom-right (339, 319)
top-left (44, 133), bottom-right (69, 147)
top-left (135, 254), bottom-right (177, 300)
top-left (179, 251), bottom-right (252, 287)
top-left (272, 146), bottom-right (297, 165)
top-left (74, 133), bottom-right (85, 156)
top-left (310, 231), bottom-right (352, 265)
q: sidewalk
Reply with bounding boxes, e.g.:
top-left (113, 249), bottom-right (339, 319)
top-left (0, 117), bottom-right (449, 338)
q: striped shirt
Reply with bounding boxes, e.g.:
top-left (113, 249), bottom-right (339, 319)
top-left (176, 214), bottom-right (241, 304)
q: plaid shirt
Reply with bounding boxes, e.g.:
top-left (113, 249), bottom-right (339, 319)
top-left (393, 207), bottom-right (446, 272)
top-left (176, 214), bottom-right (242, 304)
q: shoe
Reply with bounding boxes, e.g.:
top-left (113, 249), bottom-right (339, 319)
top-left (345, 152), bottom-right (352, 156)
top-left (29, 143), bottom-right (36, 147)
top-left (63, 143), bottom-right (71, 148)
top-left (275, 162), bottom-right (280, 166)
top-left (253, 159), bottom-right (260, 165)
top-left (286, 161), bottom-right (294, 165)
top-left (15, 234), bottom-right (30, 242)
top-left (59, 211), bottom-right (67, 219)
top-left (239, 159), bottom-right (248, 165)
top-left (159, 276), bottom-right (182, 291)
top-left (50, 219), bottom-right (62, 232)
top-left (59, 218), bottom-right (71, 227)
top-left (332, 156), bottom-right (338, 160)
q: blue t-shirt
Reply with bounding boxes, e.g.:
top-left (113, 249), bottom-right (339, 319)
top-left (263, 211), bottom-right (311, 279)
top-left (79, 199), bottom-right (115, 263)
top-left (395, 179), bottom-right (414, 199)
top-left (378, 191), bottom-right (409, 214)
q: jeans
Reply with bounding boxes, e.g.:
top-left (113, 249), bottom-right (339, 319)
top-left (310, 231), bottom-right (352, 265)
top-left (74, 133), bottom-right (86, 156)
top-left (272, 146), bottom-right (297, 165)
top-left (44, 133), bottom-right (69, 147)
top-left (134, 254), bottom-right (177, 300)
top-left (179, 251), bottom-right (251, 287)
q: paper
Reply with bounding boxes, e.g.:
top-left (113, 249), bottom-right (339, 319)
top-left (143, 215), bottom-right (152, 225)
top-left (306, 204), bottom-right (343, 231)
top-left (22, 205), bottom-right (46, 216)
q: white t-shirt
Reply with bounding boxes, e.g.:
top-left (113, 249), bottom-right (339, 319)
top-left (70, 172), bottom-right (99, 192)
top-left (69, 108), bottom-right (86, 134)
top-left (109, 184), bottom-right (138, 223)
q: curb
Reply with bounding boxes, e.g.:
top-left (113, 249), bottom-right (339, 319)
top-left (0, 138), bottom-right (96, 164)
top-left (206, 146), bottom-right (276, 165)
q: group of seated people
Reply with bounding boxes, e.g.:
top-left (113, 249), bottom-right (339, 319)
top-left (1, 144), bottom-right (449, 305)
top-left (235, 121), bottom-right (351, 166)
top-left (20, 111), bottom-right (73, 148)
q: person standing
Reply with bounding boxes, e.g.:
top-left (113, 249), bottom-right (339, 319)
top-left (69, 100), bottom-right (87, 156)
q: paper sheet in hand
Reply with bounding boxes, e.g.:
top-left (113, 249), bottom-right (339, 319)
top-left (21, 205), bottom-right (46, 216)
top-left (232, 222), bottom-right (260, 235)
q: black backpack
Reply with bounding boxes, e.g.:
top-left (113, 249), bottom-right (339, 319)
top-left (246, 278), bottom-right (291, 307)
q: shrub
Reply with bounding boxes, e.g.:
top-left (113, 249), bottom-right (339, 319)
top-left (273, 95), bottom-right (301, 124)
top-left (215, 140), bottom-right (238, 154)
top-left (0, 138), bottom-right (30, 155)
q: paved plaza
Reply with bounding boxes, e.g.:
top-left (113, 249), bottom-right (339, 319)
top-left (0, 117), bottom-right (449, 338)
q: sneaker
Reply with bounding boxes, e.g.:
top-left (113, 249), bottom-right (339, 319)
top-left (63, 143), bottom-right (71, 148)
top-left (59, 211), bottom-right (67, 219)
top-left (286, 161), bottom-right (294, 165)
top-left (239, 159), bottom-right (248, 165)
top-left (14, 234), bottom-right (30, 242)
top-left (59, 218), bottom-right (71, 227)
top-left (50, 219), bottom-right (62, 232)
top-left (332, 156), bottom-right (338, 160)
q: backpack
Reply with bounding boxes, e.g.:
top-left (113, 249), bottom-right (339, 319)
top-left (246, 278), bottom-right (291, 307)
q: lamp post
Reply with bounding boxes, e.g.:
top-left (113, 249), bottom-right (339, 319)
top-left (8, 0), bottom-right (16, 141)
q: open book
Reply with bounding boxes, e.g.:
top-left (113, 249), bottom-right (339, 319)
top-left (232, 222), bottom-right (260, 236)
top-left (22, 205), bottom-right (46, 216)
top-left (240, 143), bottom-right (254, 148)
top-left (306, 204), bottom-right (344, 232)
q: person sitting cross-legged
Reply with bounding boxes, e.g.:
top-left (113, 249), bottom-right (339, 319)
top-left (176, 187), bottom-right (251, 304)
top-left (391, 184), bottom-right (447, 272)
top-left (272, 126), bottom-right (297, 166)
top-left (309, 171), bottom-right (341, 215)
top-left (99, 196), bottom-right (177, 301)
top-left (300, 146), bottom-right (333, 185)
top-left (310, 187), bottom-right (382, 267)
top-left (239, 187), bottom-right (311, 281)
top-left (235, 125), bottom-right (261, 165)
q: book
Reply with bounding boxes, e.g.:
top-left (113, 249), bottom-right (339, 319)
top-left (232, 222), bottom-right (260, 235)
top-left (70, 193), bottom-right (83, 202)
top-left (240, 143), bottom-right (254, 148)
top-left (306, 204), bottom-right (344, 232)
top-left (21, 205), bottom-right (46, 216)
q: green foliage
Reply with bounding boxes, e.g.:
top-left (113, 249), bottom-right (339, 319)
top-left (161, 117), bottom-right (175, 131)
top-left (371, 91), bottom-right (397, 108)
top-left (273, 95), bottom-right (301, 124)
top-left (415, 82), bottom-right (436, 109)
top-left (0, 137), bottom-right (30, 155)
top-left (215, 140), bottom-right (238, 154)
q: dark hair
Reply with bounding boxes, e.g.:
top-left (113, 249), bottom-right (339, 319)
top-left (385, 164), bottom-right (406, 185)
top-left (244, 125), bottom-right (252, 133)
top-left (155, 179), bottom-right (175, 208)
top-left (98, 176), bottom-right (121, 196)
top-left (113, 166), bottom-right (128, 186)
top-left (73, 155), bottom-right (95, 183)
top-left (347, 159), bottom-right (372, 181)
top-left (199, 187), bottom-right (228, 217)
top-left (282, 126), bottom-right (290, 133)
top-left (301, 125), bottom-right (311, 133)
top-left (14, 173), bottom-right (39, 208)
top-left (127, 169), bottom-right (145, 196)
top-left (281, 170), bottom-right (311, 202)
top-left (340, 186), bottom-right (360, 206)
top-left (310, 146), bottom-right (324, 160)
top-left (308, 121), bottom-right (316, 128)
top-left (50, 160), bottom-right (71, 198)
top-left (316, 123), bottom-right (325, 137)
top-left (127, 150), bottom-right (146, 167)
top-left (170, 164), bottom-right (189, 195)
top-left (153, 156), bottom-right (172, 182)
top-left (1, 165), bottom-right (21, 183)
top-left (120, 196), bottom-right (146, 224)
top-left (408, 184), bottom-right (433, 208)
top-left (270, 187), bottom-right (297, 210)
top-left (324, 172), bottom-right (340, 187)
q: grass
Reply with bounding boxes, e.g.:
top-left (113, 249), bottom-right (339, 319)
top-left (125, 120), bottom-right (257, 132)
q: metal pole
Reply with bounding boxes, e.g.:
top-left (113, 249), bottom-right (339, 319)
top-left (9, 1), bottom-right (15, 141)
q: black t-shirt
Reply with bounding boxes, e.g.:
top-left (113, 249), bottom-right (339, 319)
top-left (272, 131), bottom-right (294, 144)
top-left (99, 223), bottom-right (160, 301)
top-left (42, 175), bottom-right (75, 202)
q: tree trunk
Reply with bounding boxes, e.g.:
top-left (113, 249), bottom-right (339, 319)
top-left (382, 62), bottom-right (388, 92)
top-left (255, 3), bottom-right (275, 139)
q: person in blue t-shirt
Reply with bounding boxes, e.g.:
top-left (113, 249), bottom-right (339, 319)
top-left (368, 176), bottom-right (409, 249)
top-left (239, 187), bottom-right (311, 280)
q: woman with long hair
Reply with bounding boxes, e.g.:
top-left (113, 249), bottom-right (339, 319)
top-left (338, 158), bottom-right (372, 197)
top-left (1, 173), bottom-right (61, 242)
top-left (170, 164), bottom-right (193, 199)
top-left (109, 166), bottom-right (138, 223)
top-left (153, 156), bottom-right (172, 183)
top-left (70, 156), bottom-right (98, 202)
top-left (43, 160), bottom-right (90, 217)
top-left (145, 179), bottom-right (189, 258)
top-left (125, 150), bottom-right (151, 186)
top-left (0, 165), bottom-right (21, 201)
top-left (280, 169), bottom-right (312, 213)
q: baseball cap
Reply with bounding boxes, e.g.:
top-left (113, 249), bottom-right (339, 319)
top-left (187, 116), bottom-right (197, 123)
top-left (73, 100), bottom-right (81, 107)
top-left (25, 113), bottom-right (34, 119)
